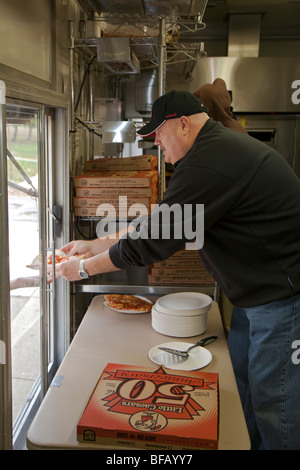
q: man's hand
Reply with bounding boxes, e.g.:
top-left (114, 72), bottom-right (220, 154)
top-left (50, 256), bottom-right (82, 282)
top-left (48, 245), bottom-right (119, 282)
top-left (60, 240), bottom-right (96, 259)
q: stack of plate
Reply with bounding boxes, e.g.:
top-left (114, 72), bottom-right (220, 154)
top-left (151, 292), bottom-right (212, 337)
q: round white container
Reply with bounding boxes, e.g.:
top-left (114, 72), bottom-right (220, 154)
top-left (151, 292), bottom-right (212, 337)
top-left (155, 292), bottom-right (212, 315)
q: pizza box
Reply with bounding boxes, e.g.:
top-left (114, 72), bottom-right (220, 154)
top-left (77, 362), bottom-right (219, 450)
top-left (148, 275), bottom-right (214, 285)
top-left (74, 170), bottom-right (158, 188)
top-left (73, 197), bottom-right (153, 208)
top-left (168, 249), bottom-right (201, 259)
top-left (75, 186), bottom-right (154, 198)
top-left (153, 259), bottom-right (203, 267)
top-left (74, 206), bottom-right (150, 218)
top-left (84, 154), bottom-right (158, 171)
top-left (150, 267), bottom-right (213, 277)
top-left (152, 250), bottom-right (205, 268)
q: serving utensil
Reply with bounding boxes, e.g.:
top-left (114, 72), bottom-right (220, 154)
top-left (158, 335), bottom-right (217, 357)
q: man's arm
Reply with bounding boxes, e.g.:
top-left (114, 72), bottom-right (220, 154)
top-left (55, 224), bottom-right (136, 281)
top-left (55, 248), bottom-right (119, 281)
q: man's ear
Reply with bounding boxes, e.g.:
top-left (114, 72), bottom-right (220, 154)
top-left (180, 116), bottom-right (189, 135)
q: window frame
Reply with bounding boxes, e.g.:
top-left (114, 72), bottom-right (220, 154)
top-left (1, 98), bottom-right (69, 450)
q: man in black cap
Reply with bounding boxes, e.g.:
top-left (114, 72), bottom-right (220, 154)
top-left (136, 90), bottom-right (209, 165)
top-left (57, 90), bottom-right (300, 450)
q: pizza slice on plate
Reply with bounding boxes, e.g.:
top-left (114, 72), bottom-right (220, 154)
top-left (104, 294), bottom-right (153, 312)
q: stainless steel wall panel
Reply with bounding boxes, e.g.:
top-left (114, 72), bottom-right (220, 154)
top-left (228, 14), bottom-right (261, 57)
top-left (244, 115), bottom-right (298, 169)
top-left (166, 57), bottom-right (300, 113)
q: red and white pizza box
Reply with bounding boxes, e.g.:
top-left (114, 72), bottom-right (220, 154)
top-left (77, 362), bottom-right (219, 450)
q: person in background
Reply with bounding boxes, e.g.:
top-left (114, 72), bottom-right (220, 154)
top-left (56, 90), bottom-right (300, 450)
top-left (194, 78), bottom-right (247, 134)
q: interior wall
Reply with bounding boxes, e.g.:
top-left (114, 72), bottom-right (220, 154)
top-left (0, 0), bottom-right (52, 81)
top-left (0, 0), bottom-right (85, 104)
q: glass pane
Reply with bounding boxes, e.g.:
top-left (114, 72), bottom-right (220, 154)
top-left (6, 105), bottom-right (41, 423)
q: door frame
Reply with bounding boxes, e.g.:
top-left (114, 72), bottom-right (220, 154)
top-left (0, 80), bottom-right (13, 450)
top-left (0, 87), bottom-right (70, 450)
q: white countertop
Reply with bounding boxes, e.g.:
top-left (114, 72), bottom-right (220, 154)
top-left (27, 295), bottom-right (250, 450)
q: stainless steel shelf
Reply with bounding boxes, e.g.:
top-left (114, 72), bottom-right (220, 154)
top-left (75, 283), bottom-right (217, 299)
top-left (74, 36), bottom-right (206, 72)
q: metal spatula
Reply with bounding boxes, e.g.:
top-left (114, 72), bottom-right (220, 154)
top-left (158, 335), bottom-right (217, 358)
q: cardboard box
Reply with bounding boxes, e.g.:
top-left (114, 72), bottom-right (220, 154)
top-left (77, 363), bottom-right (219, 450)
top-left (73, 197), bottom-right (153, 208)
top-left (151, 250), bottom-right (208, 268)
top-left (75, 186), bottom-right (154, 198)
top-left (84, 154), bottom-right (158, 171)
top-left (148, 275), bottom-right (214, 285)
top-left (153, 258), bottom-right (203, 267)
top-left (166, 249), bottom-right (201, 259)
top-left (74, 170), bottom-right (158, 188)
top-left (74, 206), bottom-right (150, 217)
top-left (150, 267), bottom-right (213, 277)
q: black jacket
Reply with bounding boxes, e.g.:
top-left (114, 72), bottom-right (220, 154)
top-left (110, 119), bottom-right (300, 308)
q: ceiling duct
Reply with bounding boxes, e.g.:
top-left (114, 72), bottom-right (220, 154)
top-left (77, 0), bottom-right (206, 17)
top-left (77, 0), bottom-right (209, 37)
top-left (77, 0), bottom-right (179, 36)
top-left (228, 13), bottom-right (261, 57)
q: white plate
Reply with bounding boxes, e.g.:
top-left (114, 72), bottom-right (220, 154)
top-left (148, 342), bottom-right (212, 371)
top-left (104, 295), bottom-right (153, 314)
top-left (155, 292), bottom-right (212, 316)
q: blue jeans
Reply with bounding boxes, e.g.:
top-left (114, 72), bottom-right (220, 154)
top-left (227, 295), bottom-right (300, 450)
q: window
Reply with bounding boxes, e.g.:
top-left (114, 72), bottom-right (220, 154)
top-left (7, 106), bottom-right (41, 426)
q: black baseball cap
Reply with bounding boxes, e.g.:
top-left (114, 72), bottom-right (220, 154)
top-left (137, 90), bottom-right (208, 137)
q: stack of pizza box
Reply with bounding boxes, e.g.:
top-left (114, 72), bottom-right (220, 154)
top-left (73, 155), bottom-right (158, 218)
top-left (148, 249), bottom-right (215, 286)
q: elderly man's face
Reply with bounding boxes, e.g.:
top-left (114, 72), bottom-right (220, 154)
top-left (154, 118), bottom-right (187, 165)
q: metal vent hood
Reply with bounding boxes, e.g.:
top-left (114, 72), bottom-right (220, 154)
top-left (97, 37), bottom-right (140, 74)
top-left (228, 13), bottom-right (261, 57)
